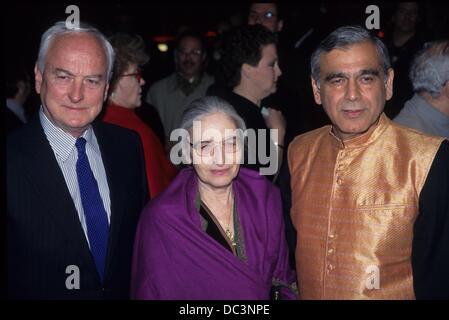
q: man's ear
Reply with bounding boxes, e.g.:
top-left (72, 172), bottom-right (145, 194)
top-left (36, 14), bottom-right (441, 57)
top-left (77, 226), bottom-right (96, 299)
top-left (241, 63), bottom-right (253, 80)
top-left (103, 83), bottom-right (110, 102)
top-left (34, 65), bottom-right (43, 94)
top-left (385, 68), bottom-right (394, 101)
top-left (311, 76), bottom-right (322, 105)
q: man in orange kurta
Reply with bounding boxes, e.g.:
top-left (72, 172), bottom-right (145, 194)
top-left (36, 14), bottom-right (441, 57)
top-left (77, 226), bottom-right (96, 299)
top-left (288, 26), bottom-right (449, 299)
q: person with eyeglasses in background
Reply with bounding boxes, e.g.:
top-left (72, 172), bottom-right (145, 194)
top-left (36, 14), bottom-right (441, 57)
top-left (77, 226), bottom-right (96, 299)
top-left (146, 31), bottom-right (214, 149)
top-left (131, 96), bottom-right (297, 300)
top-left (248, 2), bottom-right (284, 33)
top-left (102, 33), bottom-right (177, 198)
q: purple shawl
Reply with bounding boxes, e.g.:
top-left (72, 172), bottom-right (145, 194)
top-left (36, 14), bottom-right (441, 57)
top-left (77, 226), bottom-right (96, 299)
top-left (131, 167), bottom-right (297, 300)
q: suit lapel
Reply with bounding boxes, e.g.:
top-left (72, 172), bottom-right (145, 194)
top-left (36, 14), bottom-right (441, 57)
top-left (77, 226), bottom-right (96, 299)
top-left (93, 122), bottom-right (127, 281)
top-left (23, 117), bottom-right (96, 271)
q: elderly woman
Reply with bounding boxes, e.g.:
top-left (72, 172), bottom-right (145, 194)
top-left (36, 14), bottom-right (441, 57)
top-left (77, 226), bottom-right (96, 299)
top-left (102, 33), bottom-right (176, 198)
top-left (131, 96), bottom-right (297, 300)
top-left (211, 24), bottom-right (286, 179)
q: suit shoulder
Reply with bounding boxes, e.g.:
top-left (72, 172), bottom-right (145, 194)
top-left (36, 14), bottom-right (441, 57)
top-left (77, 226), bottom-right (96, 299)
top-left (94, 122), bottom-right (145, 162)
top-left (7, 120), bottom-right (35, 141)
top-left (7, 120), bottom-right (42, 156)
top-left (96, 121), bottom-right (141, 143)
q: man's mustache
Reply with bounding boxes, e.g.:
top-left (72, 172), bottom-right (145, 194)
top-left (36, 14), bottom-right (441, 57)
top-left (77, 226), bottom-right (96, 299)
top-left (182, 60), bottom-right (195, 67)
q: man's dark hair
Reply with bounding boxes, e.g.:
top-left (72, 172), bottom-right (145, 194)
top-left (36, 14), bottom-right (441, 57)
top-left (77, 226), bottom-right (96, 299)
top-left (222, 24), bottom-right (277, 88)
top-left (174, 30), bottom-right (206, 52)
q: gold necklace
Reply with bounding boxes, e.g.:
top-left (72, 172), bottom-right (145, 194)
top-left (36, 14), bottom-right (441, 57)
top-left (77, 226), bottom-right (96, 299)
top-left (201, 190), bottom-right (237, 247)
top-left (225, 202), bottom-right (237, 248)
top-left (225, 229), bottom-right (237, 247)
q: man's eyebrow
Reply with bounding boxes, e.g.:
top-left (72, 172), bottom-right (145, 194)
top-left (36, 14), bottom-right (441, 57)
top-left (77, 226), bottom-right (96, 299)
top-left (53, 68), bottom-right (74, 76)
top-left (324, 72), bottom-right (347, 82)
top-left (53, 68), bottom-right (104, 79)
top-left (86, 74), bottom-right (105, 79)
top-left (359, 69), bottom-right (380, 76)
top-left (323, 69), bottom-right (381, 82)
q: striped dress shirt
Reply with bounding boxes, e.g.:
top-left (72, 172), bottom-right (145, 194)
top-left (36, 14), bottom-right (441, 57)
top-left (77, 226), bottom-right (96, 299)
top-left (39, 107), bottom-right (111, 246)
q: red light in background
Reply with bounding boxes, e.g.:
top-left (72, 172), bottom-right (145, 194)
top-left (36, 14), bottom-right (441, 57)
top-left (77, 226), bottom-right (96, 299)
top-left (377, 31), bottom-right (385, 38)
top-left (206, 31), bottom-right (217, 37)
top-left (152, 35), bottom-right (175, 43)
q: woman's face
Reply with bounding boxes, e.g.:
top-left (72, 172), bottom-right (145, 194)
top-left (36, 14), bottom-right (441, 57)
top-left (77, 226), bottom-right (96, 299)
top-left (247, 44), bottom-right (282, 100)
top-left (111, 63), bottom-right (145, 108)
top-left (191, 112), bottom-right (243, 190)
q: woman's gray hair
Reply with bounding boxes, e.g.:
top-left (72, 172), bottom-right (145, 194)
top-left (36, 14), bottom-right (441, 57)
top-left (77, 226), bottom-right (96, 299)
top-left (310, 25), bottom-right (391, 87)
top-left (409, 40), bottom-right (449, 98)
top-left (177, 96), bottom-right (247, 163)
top-left (180, 96), bottom-right (247, 134)
top-left (37, 21), bottom-right (115, 81)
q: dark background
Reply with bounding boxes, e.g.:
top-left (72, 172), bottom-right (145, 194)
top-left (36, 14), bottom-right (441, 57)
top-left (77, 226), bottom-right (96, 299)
top-left (5, 1), bottom-right (449, 120)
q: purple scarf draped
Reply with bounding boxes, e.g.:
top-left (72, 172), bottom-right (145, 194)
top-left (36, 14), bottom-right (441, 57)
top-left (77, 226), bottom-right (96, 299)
top-left (131, 167), bottom-right (297, 300)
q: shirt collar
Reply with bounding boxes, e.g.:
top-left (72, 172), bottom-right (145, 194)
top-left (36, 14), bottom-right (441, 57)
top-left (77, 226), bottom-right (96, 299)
top-left (39, 107), bottom-right (100, 162)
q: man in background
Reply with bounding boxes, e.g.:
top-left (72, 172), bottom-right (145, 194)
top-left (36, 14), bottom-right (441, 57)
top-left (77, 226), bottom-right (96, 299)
top-left (395, 40), bottom-right (449, 139)
top-left (146, 31), bottom-right (214, 145)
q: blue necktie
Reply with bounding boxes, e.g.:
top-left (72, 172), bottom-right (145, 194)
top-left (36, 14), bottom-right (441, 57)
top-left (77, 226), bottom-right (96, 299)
top-left (75, 137), bottom-right (109, 283)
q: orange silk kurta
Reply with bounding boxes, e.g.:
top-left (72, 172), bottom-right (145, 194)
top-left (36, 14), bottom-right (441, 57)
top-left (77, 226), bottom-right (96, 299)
top-left (288, 114), bottom-right (444, 299)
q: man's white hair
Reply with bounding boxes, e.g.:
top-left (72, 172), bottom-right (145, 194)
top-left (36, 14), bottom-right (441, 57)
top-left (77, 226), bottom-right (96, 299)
top-left (36, 21), bottom-right (115, 81)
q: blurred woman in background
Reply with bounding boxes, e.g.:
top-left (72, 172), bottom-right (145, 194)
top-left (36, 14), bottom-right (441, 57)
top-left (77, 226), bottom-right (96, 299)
top-left (211, 24), bottom-right (286, 180)
top-left (102, 33), bottom-right (177, 198)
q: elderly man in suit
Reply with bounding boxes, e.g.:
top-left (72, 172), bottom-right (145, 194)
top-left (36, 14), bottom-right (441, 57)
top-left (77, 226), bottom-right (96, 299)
top-left (7, 21), bottom-right (148, 299)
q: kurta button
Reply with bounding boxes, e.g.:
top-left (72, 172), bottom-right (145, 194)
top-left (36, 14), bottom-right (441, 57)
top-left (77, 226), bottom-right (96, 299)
top-left (328, 248), bottom-right (334, 254)
top-left (329, 234), bottom-right (335, 239)
top-left (337, 177), bottom-right (343, 185)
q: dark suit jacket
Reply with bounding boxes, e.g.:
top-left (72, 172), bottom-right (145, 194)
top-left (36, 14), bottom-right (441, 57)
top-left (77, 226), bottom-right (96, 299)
top-left (7, 115), bottom-right (148, 299)
top-left (6, 107), bottom-right (25, 134)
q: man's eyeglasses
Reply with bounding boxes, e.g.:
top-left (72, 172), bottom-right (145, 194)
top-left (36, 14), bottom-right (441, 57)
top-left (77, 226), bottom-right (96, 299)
top-left (249, 10), bottom-right (277, 22)
top-left (190, 137), bottom-right (242, 157)
top-left (121, 71), bottom-right (143, 82)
